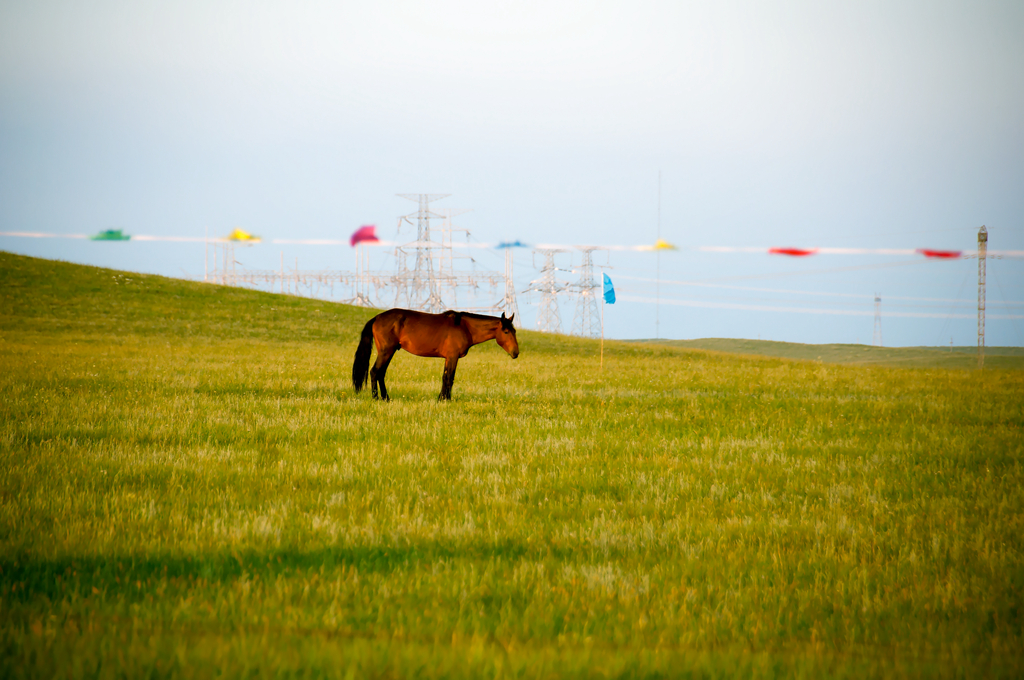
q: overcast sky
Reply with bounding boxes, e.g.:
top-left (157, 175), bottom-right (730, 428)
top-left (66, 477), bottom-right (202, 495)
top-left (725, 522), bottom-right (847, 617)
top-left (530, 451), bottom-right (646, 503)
top-left (2, 1), bottom-right (1022, 345)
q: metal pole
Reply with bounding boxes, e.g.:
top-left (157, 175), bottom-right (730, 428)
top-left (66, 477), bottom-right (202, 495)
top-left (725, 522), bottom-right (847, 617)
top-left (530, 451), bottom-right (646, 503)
top-left (978, 225), bottom-right (987, 369)
top-left (873, 293), bottom-right (883, 347)
top-left (656, 170), bottom-right (661, 339)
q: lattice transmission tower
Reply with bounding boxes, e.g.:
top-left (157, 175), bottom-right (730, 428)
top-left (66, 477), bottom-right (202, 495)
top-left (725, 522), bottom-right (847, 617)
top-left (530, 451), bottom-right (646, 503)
top-left (390, 194), bottom-right (506, 314)
top-left (432, 207), bottom-right (474, 309)
top-left (198, 194), bottom-right (512, 316)
top-left (205, 240), bottom-right (239, 286)
top-left (394, 193), bottom-right (449, 311)
top-left (501, 248), bottom-right (520, 320)
top-left (526, 249), bottom-right (567, 333)
top-left (346, 244), bottom-right (375, 307)
top-left (205, 238), bottom-right (259, 287)
top-left (570, 248), bottom-right (602, 338)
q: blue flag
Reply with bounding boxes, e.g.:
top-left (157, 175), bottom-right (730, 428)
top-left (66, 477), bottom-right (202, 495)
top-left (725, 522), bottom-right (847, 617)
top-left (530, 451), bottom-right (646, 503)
top-left (603, 273), bottom-right (615, 304)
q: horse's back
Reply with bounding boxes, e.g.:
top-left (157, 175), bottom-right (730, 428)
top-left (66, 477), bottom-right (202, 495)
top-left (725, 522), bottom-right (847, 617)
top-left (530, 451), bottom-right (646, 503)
top-left (376, 308), bottom-right (465, 358)
top-left (374, 308), bottom-right (445, 331)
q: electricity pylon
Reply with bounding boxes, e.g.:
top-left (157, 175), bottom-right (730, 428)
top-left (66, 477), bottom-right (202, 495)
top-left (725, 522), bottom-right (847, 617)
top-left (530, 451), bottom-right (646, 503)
top-left (395, 193), bottom-right (449, 311)
top-left (527, 249), bottom-right (566, 333)
top-left (501, 248), bottom-right (520, 320)
top-left (570, 248), bottom-right (602, 338)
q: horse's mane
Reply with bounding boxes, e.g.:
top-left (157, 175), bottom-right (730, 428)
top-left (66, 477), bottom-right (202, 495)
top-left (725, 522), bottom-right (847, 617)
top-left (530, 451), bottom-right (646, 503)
top-left (449, 310), bottom-right (515, 330)
top-left (456, 311), bottom-right (500, 320)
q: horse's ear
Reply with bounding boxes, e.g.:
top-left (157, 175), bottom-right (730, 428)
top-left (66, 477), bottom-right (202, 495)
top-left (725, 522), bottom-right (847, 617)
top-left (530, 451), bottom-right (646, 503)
top-left (509, 313), bottom-right (514, 324)
top-left (501, 312), bottom-right (507, 320)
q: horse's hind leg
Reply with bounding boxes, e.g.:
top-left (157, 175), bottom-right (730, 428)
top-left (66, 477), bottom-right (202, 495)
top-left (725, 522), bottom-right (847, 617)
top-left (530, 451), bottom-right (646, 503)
top-left (372, 348), bottom-right (396, 401)
top-left (369, 351), bottom-right (383, 400)
top-left (378, 351), bottom-right (396, 401)
top-left (439, 357), bottom-right (458, 401)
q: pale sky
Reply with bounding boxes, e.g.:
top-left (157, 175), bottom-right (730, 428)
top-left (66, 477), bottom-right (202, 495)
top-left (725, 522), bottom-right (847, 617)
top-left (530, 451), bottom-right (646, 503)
top-left (2, 1), bottom-right (1023, 345)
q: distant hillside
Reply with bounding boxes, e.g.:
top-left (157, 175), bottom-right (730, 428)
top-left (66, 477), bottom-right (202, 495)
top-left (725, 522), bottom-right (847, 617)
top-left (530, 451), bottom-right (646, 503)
top-left (629, 337), bottom-right (1024, 370)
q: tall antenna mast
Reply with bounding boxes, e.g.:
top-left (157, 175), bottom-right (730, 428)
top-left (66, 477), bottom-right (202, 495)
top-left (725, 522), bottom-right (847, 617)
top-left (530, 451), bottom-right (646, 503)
top-left (656, 170), bottom-right (661, 339)
top-left (978, 225), bottom-right (987, 369)
top-left (873, 293), bottom-right (883, 347)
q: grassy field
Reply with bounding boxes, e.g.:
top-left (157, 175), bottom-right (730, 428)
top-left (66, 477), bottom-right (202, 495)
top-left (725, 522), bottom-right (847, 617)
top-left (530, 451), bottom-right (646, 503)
top-left (630, 339), bottom-right (1024, 370)
top-left (1, 251), bottom-right (1023, 679)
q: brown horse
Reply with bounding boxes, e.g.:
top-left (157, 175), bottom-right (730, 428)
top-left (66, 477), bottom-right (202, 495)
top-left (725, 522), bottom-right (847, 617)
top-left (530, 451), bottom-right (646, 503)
top-left (352, 309), bottom-right (519, 401)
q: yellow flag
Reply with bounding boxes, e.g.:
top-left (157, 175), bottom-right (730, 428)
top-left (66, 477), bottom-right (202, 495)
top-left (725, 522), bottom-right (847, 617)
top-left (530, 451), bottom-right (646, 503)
top-left (228, 228), bottom-right (261, 242)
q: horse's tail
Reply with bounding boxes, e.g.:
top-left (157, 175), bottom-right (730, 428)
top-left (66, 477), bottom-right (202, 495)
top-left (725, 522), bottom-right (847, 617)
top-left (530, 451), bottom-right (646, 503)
top-left (352, 316), bottom-right (376, 392)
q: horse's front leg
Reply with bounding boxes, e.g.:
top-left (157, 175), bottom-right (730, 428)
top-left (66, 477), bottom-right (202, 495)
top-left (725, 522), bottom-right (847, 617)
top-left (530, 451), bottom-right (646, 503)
top-left (439, 357), bottom-right (458, 401)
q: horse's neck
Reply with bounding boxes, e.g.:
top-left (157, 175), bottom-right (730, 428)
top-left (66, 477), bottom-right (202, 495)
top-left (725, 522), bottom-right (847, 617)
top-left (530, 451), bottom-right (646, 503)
top-left (465, 317), bottom-right (499, 344)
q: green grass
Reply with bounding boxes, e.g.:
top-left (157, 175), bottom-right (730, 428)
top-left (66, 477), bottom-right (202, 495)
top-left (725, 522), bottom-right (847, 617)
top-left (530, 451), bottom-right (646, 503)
top-left (630, 338), bottom-right (1024, 370)
top-left (2, 251), bottom-right (1023, 678)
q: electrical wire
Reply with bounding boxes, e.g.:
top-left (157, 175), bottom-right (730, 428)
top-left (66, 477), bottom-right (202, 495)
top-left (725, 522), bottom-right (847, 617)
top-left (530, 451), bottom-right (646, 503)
top-left (992, 268), bottom-right (1024, 345)
top-left (935, 272), bottom-right (971, 346)
top-left (615, 273), bottom-right (1023, 305)
top-left (617, 294), bottom-right (1024, 320)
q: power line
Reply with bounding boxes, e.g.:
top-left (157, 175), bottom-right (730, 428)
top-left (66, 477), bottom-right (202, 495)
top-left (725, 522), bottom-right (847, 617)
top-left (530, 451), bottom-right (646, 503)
top-left (617, 295), bottom-right (1024, 320)
top-left (614, 274), bottom-right (1024, 305)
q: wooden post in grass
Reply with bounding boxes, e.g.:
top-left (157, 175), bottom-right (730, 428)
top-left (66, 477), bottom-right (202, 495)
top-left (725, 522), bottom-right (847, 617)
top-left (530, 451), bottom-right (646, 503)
top-left (600, 272), bottom-right (614, 370)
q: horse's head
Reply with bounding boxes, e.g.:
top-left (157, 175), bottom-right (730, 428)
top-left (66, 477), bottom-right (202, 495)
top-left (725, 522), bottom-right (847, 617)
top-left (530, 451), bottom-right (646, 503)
top-left (497, 312), bottom-right (519, 359)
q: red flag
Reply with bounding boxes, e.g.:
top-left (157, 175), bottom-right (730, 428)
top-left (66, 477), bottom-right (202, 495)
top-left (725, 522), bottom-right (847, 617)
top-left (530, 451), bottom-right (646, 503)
top-left (916, 249), bottom-right (962, 259)
top-left (350, 225), bottom-right (379, 247)
top-left (769, 247), bottom-right (818, 257)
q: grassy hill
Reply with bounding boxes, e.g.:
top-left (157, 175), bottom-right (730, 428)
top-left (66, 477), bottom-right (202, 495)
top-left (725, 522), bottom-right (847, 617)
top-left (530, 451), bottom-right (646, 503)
top-left (629, 338), bottom-right (1024, 370)
top-left (2, 251), bottom-right (1023, 678)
